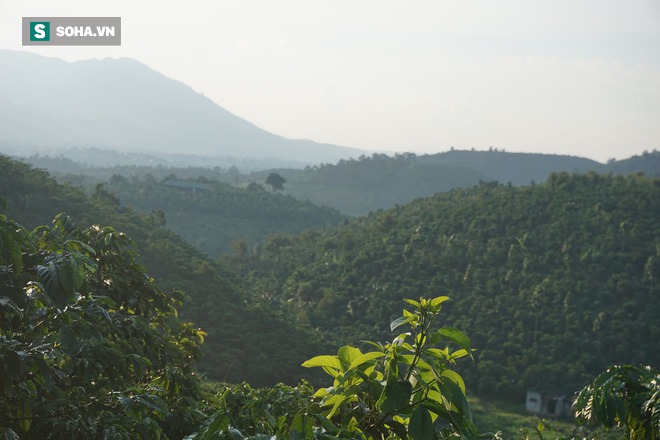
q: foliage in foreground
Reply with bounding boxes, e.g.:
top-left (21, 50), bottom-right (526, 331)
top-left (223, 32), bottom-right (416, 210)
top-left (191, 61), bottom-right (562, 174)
top-left (574, 364), bottom-right (659, 440)
top-left (191, 296), bottom-right (477, 439)
top-left (0, 202), bottom-right (208, 438)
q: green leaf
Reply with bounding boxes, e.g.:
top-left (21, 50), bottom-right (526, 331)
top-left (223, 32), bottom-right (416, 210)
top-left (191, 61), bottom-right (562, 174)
top-left (290, 412), bottom-right (314, 439)
top-left (390, 316), bottom-right (413, 332)
top-left (450, 349), bottom-right (469, 360)
top-left (0, 227), bottom-right (22, 274)
top-left (338, 345), bottom-right (362, 370)
top-left (324, 393), bottom-right (349, 418)
top-left (436, 327), bottom-right (472, 352)
top-left (18, 396), bottom-right (32, 433)
top-left (440, 369), bottom-right (467, 394)
top-left (137, 394), bottom-right (169, 417)
top-left (191, 412), bottom-right (230, 440)
top-left (436, 375), bottom-right (473, 421)
top-left (403, 299), bottom-right (421, 308)
top-left (429, 296), bottom-right (450, 309)
top-left (429, 296), bottom-right (449, 307)
top-left (409, 405), bottom-right (434, 440)
top-left (59, 325), bottom-right (80, 356)
top-left (378, 381), bottom-right (413, 414)
top-left (301, 355), bottom-right (341, 370)
top-left (37, 260), bottom-right (70, 309)
top-left (348, 351), bottom-right (385, 371)
top-left (426, 347), bottom-right (450, 362)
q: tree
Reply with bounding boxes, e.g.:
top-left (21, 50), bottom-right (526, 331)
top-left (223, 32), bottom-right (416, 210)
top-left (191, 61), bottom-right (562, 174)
top-left (574, 364), bottom-right (660, 440)
top-left (265, 173), bottom-right (286, 192)
top-left (0, 208), bottom-right (207, 438)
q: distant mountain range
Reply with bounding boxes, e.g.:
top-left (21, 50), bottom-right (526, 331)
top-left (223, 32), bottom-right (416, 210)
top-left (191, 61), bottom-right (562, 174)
top-left (17, 147), bottom-right (659, 217)
top-left (0, 50), bottom-right (363, 166)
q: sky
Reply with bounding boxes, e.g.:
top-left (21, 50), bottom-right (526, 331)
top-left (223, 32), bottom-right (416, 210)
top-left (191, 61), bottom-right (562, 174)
top-left (1, 0), bottom-right (659, 162)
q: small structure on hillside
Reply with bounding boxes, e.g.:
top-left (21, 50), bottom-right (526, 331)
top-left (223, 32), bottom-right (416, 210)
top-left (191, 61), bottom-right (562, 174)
top-left (525, 390), bottom-right (572, 418)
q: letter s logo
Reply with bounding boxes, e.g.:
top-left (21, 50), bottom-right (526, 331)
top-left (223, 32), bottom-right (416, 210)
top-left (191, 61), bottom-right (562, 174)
top-left (29, 21), bottom-right (50, 42)
top-left (34, 24), bottom-right (46, 39)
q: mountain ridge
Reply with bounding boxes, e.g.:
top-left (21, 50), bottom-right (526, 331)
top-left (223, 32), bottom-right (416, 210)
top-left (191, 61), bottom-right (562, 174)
top-left (0, 49), bottom-right (364, 165)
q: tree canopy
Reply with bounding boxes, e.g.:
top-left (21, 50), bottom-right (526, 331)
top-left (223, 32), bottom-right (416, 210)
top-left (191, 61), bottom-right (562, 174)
top-left (0, 206), bottom-right (207, 438)
top-left (265, 172), bottom-right (286, 192)
top-left (227, 173), bottom-right (660, 399)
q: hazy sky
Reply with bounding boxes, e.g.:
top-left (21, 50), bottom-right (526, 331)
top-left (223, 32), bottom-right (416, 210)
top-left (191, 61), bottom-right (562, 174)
top-left (2, 0), bottom-right (659, 162)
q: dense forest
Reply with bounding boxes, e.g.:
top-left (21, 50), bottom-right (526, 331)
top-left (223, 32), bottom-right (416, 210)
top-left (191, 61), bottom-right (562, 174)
top-left (102, 174), bottom-right (344, 256)
top-left (0, 155), bottom-right (325, 387)
top-left (223, 173), bottom-right (659, 400)
top-left (2, 153), bottom-right (658, 438)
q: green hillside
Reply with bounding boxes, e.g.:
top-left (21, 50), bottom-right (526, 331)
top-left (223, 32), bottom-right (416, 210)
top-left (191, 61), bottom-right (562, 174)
top-left (21, 149), bottom-right (659, 220)
top-left (421, 149), bottom-right (601, 184)
top-left (2, 153), bottom-right (658, 438)
top-left (602, 149), bottom-right (660, 176)
top-left (250, 153), bottom-right (492, 216)
top-left (249, 150), bottom-right (657, 216)
top-left (227, 173), bottom-right (660, 400)
top-left (103, 175), bottom-right (344, 257)
top-left (0, 154), bottom-right (324, 387)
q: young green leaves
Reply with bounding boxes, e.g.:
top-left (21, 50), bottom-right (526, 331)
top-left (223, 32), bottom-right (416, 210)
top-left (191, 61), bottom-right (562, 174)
top-left (303, 295), bottom-right (477, 439)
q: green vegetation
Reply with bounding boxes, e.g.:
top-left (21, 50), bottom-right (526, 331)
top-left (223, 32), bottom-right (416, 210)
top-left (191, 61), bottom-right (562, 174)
top-left (574, 365), bottom-right (659, 439)
top-left (251, 153), bottom-right (492, 216)
top-left (602, 150), bottom-right (660, 177)
top-left (103, 174), bottom-right (343, 257)
top-left (469, 396), bottom-right (623, 439)
top-left (265, 172), bottom-right (287, 192)
top-left (0, 155), bottom-right (324, 387)
top-left (301, 296), bottom-right (475, 439)
top-left (2, 153), bottom-right (658, 438)
top-left (0, 206), bottom-right (207, 438)
top-left (191, 296), bottom-right (477, 439)
top-left (255, 150), bottom-right (658, 215)
top-left (228, 173), bottom-right (660, 399)
top-left (23, 149), bottom-right (659, 218)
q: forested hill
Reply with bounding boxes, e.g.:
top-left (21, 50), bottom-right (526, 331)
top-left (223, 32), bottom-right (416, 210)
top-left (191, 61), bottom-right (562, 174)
top-left (602, 149), bottom-right (660, 176)
top-left (102, 175), bottom-right (344, 257)
top-left (0, 154), bottom-right (325, 386)
top-left (250, 153), bottom-right (491, 216)
top-left (227, 173), bottom-right (660, 399)
top-left (19, 149), bottom-right (658, 218)
top-left (248, 150), bottom-right (658, 216)
top-left (421, 149), bottom-right (600, 185)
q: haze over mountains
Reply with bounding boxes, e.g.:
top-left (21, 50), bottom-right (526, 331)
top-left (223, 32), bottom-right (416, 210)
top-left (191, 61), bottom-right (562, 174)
top-left (0, 50), bottom-right (363, 166)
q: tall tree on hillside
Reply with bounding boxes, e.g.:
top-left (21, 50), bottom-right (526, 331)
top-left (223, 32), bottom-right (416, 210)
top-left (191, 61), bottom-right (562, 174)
top-left (265, 173), bottom-right (286, 192)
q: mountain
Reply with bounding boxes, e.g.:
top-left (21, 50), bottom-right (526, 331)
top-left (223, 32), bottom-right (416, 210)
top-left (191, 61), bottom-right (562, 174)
top-left (0, 50), bottom-right (363, 166)
top-left (226, 173), bottom-right (660, 399)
